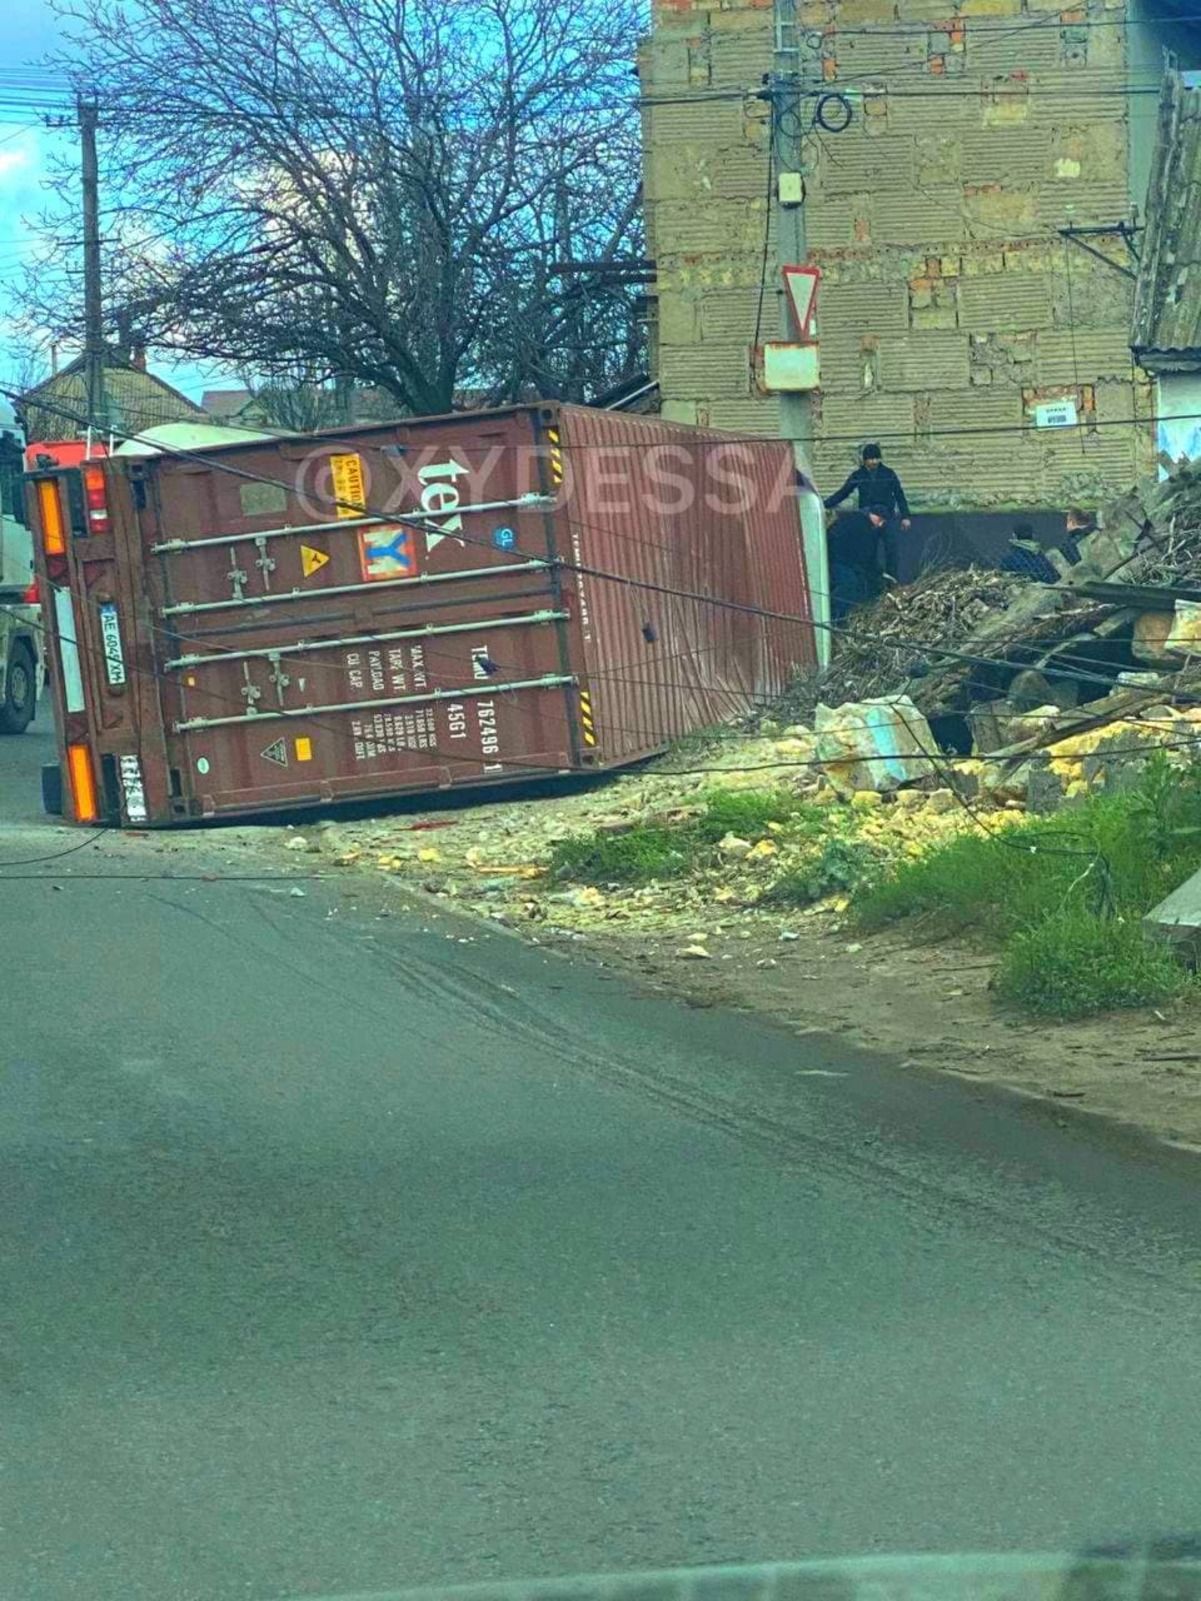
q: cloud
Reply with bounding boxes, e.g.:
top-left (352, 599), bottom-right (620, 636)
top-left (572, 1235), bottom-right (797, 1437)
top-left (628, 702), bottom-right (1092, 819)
top-left (0, 128), bottom-right (41, 197)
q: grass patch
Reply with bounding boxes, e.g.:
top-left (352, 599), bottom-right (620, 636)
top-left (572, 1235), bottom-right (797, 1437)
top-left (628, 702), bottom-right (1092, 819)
top-left (760, 837), bottom-right (878, 907)
top-left (691, 786), bottom-right (814, 843)
top-left (549, 786), bottom-right (825, 885)
top-left (548, 826), bottom-right (692, 884)
top-left (997, 912), bottom-right (1189, 1019)
top-left (855, 819), bottom-right (1077, 938)
top-left (854, 756), bottom-right (1201, 1018)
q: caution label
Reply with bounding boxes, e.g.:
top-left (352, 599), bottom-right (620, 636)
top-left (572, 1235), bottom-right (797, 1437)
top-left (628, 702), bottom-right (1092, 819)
top-left (330, 452), bottom-right (367, 518)
top-left (300, 544), bottom-right (330, 578)
top-left (294, 736), bottom-right (313, 762)
top-left (261, 738), bottom-right (288, 768)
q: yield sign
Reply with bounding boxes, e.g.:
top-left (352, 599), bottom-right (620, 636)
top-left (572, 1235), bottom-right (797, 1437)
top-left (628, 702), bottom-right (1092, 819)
top-left (781, 265), bottom-right (821, 341)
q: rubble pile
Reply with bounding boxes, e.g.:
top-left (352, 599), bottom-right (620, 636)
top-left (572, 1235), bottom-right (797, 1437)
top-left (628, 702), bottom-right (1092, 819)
top-left (300, 762), bottom-right (1010, 944)
top-left (1104, 459), bottom-right (1201, 589)
top-left (778, 462), bottom-right (1201, 775)
top-left (777, 566), bottom-right (1029, 723)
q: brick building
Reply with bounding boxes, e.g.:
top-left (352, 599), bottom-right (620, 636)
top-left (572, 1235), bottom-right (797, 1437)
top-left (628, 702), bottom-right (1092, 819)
top-left (639, 0), bottom-right (1201, 519)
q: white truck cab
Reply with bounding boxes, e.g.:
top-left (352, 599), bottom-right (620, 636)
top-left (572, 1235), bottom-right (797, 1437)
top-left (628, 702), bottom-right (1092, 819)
top-left (0, 469), bottom-right (40, 735)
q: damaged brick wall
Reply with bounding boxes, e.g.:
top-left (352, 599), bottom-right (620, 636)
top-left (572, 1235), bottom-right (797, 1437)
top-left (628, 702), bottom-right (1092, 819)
top-left (640, 0), bottom-right (1153, 508)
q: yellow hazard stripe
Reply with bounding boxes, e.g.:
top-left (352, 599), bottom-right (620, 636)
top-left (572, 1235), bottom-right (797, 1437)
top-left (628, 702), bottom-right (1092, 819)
top-left (545, 427), bottom-right (564, 487)
top-left (579, 691), bottom-right (597, 747)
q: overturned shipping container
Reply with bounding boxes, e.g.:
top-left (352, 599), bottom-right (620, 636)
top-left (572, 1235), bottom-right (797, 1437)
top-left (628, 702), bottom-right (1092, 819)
top-left (28, 403), bottom-right (818, 826)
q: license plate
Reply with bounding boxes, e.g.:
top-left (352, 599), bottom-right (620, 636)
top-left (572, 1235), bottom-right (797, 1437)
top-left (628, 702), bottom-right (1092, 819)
top-left (99, 602), bottom-right (126, 686)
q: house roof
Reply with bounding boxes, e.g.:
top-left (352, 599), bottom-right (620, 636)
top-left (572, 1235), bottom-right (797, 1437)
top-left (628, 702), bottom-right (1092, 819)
top-left (17, 351), bottom-right (206, 441)
top-left (200, 387), bottom-right (257, 418)
top-left (1133, 71), bottom-right (1201, 361)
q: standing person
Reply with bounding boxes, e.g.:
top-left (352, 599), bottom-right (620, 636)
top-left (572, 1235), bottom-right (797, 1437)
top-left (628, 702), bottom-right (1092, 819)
top-left (823, 442), bottom-right (912, 579)
top-left (826, 508), bottom-right (882, 620)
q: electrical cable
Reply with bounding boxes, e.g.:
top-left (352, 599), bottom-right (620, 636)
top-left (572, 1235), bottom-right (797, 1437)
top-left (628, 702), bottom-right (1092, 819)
top-left (8, 567), bottom-right (1200, 816)
top-left (8, 584), bottom-right (1193, 769)
top-left (7, 566), bottom-right (1201, 881)
top-left (0, 823), bottom-right (116, 868)
top-left (12, 386), bottom-right (1201, 794)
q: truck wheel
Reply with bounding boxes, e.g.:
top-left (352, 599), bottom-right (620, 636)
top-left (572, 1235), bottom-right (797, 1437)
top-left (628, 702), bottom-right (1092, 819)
top-left (0, 643), bottom-right (35, 734)
top-left (41, 762), bottom-right (64, 816)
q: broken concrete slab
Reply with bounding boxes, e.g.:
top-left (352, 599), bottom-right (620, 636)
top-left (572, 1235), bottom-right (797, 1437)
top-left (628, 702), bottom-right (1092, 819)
top-left (813, 695), bottom-right (938, 795)
top-left (1145, 866), bottom-right (1201, 968)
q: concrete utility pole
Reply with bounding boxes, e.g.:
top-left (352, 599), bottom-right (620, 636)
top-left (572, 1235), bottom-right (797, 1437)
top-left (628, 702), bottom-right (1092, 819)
top-left (770, 0), bottom-right (813, 474)
top-left (769, 0), bottom-right (830, 663)
top-left (78, 94), bottom-right (106, 436)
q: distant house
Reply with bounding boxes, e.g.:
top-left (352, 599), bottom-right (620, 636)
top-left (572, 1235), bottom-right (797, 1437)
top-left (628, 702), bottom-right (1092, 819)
top-left (201, 383), bottom-right (397, 429)
top-left (16, 351), bottom-right (206, 444)
top-left (200, 387), bottom-right (268, 424)
top-left (1132, 70), bottom-right (1201, 471)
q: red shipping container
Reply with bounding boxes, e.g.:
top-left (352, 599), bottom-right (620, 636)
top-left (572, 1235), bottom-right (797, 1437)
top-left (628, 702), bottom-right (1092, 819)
top-left (28, 403), bottom-right (817, 826)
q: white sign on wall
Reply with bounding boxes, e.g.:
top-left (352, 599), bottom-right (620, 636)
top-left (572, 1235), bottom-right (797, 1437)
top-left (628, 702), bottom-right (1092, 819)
top-left (1033, 399), bottom-right (1079, 429)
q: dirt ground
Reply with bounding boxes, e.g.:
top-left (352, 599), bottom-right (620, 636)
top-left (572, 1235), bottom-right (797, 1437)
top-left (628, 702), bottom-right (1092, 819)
top-left (229, 761), bottom-right (1201, 1157)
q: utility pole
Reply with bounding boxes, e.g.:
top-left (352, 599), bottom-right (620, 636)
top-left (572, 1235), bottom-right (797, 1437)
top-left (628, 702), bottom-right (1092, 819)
top-left (770, 0), bottom-right (831, 662)
top-left (78, 93), bottom-right (106, 437)
top-left (771, 0), bottom-right (811, 470)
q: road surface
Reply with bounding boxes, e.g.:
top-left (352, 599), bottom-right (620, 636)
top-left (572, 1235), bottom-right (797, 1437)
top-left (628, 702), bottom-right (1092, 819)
top-left (2, 728), bottom-right (1201, 1601)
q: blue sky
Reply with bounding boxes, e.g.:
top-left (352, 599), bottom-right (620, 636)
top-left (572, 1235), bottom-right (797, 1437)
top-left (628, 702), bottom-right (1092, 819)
top-left (0, 0), bottom-right (233, 417)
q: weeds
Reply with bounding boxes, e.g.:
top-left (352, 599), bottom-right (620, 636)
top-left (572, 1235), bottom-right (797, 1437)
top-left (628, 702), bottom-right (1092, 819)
top-left (760, 837), bottom-right (877, 907)
top-left (550, 761), bottom-right (1201, 1019)
top-left (856, 757), bottom-right (1201, 1017)
top-left (691, 787), bottom-right (813, 843)
top-left (997, 912), bottom-right (1189, 1018)
top-left (548, 826), bottom-right (691, 884)
top-left (549, 786), bottom-right (820, 884)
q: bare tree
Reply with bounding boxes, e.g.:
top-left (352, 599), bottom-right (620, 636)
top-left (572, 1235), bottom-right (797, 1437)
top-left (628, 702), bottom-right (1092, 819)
top-left (25, 0), bottom-right (648, 413)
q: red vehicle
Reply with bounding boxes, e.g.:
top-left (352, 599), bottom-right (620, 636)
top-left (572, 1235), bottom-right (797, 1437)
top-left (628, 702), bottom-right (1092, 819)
top-left (26, 404), bottom-right (818, 826)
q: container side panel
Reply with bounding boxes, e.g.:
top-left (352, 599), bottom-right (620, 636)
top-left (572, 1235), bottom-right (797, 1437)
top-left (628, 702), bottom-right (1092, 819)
top-left (131, 413), bottom-right (576, 818)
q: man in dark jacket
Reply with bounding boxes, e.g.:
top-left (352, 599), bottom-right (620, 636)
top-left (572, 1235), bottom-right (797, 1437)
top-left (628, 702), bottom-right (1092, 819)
top-left (823, 442), bottom-right (912, 578)
top-left (827, 509), bottom-right (882, 620)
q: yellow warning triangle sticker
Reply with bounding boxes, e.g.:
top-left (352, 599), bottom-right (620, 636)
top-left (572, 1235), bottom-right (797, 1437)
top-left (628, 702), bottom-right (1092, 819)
top-left (301, 545), bottom-right (330, 577)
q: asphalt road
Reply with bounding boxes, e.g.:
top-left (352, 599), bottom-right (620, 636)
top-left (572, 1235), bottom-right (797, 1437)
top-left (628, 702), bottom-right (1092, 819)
top-left (3, 731), bottom-right (1201, 1601)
